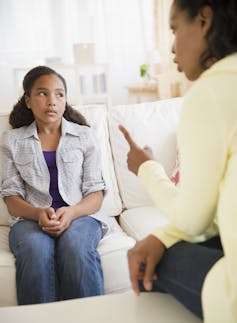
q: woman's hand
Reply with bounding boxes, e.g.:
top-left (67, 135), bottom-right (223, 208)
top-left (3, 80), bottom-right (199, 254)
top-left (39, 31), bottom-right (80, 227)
top-left (119, 125), bottom-right (154, 175)
top-left (41, 206), bottom-right (75, 237)
top-left (128, 235), bottom-right (166, 295)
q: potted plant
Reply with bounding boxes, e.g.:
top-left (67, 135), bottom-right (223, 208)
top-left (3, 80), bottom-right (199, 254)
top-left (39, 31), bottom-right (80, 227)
top-left (140, 64), bottom-right (150, 80)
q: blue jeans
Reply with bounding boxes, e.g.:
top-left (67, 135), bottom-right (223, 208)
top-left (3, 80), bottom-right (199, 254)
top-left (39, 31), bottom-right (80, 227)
top-left (139, 236), bottom-right (223, 319)
top-left (9, 216), bottom-right (104, 305)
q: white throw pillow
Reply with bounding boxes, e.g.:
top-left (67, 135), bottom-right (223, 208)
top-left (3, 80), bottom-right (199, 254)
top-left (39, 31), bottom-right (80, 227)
top-left (108, 97), bottom-right (183, 209)
top-left (78, 105), bottom-right (122, 216)
top-left (0, 113), bottom-right (10, 133)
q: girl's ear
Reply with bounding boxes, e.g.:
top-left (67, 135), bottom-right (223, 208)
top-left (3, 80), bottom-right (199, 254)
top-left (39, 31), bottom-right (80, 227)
top-left (24, 95), bottom-right (31, 109)
top-left (199, 5), bottom-right (213, 37)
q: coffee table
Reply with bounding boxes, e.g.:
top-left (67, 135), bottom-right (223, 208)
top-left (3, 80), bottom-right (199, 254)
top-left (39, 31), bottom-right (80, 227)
top-left (0, 292), bottom-right (201, 323)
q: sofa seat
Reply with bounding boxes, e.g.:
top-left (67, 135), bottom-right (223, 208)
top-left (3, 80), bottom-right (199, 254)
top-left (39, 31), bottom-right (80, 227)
top-left (0, 226), bottom-right (17, 306)
top-left (98, 217), bottom-right (135, 294)
top-left (0, 217), bottom-right (135, 306)
top-left (119, 206), bottom-right (168, 241)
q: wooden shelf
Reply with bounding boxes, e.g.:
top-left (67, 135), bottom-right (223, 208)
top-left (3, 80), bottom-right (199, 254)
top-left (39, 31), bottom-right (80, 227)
top-left (126, 82), bottom-right (159, 103)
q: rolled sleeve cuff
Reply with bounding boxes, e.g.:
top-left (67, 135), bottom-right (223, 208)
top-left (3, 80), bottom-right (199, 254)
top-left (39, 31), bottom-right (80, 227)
top-left (1, 187), bottom-right (25, 200)
top-left (82, 180), bottom-right (107, 197)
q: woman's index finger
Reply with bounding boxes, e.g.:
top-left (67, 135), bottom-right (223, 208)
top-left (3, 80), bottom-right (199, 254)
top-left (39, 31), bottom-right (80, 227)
top-left (118, 124), bottom-right (138, 148)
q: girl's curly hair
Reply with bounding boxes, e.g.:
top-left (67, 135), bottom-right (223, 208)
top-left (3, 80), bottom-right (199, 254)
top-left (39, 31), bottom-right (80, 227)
top-left (9, 65), bottom-right (89, 128)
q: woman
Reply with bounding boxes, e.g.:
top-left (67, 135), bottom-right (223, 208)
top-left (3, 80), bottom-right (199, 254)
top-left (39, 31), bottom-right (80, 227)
top-left (0, 66), bottom-right (109, 304)
top-left (119, 0), bottom-right (237, 322)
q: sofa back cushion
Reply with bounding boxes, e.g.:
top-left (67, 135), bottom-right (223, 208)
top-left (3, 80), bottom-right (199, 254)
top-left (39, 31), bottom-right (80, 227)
top-left (108, 97), bottom-right (183, 209)
top-left (0, 113), bottom-right (13, 225)
top-left (79, 105), bottom-right (122, 216)
top-left (0, 106), bottom-right (122, 226)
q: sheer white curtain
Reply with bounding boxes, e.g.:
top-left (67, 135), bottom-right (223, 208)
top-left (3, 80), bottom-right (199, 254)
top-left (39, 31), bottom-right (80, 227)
top-left (155, 0), bottom-right (173, 68)
top-left (0, 0), bottom-right (154, 110)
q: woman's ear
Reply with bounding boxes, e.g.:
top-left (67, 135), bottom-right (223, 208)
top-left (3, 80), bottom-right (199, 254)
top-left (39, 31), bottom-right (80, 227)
top-left (24, 95), bottom-right (31, 109)
top-left (199, 5), bottom-right (213, 37)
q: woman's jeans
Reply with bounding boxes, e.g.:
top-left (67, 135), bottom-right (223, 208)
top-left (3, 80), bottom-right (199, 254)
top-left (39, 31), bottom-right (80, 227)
top-left (9, 216), bottom-right (104, 305)
top-left (140, 236), bottom-right (223, 319)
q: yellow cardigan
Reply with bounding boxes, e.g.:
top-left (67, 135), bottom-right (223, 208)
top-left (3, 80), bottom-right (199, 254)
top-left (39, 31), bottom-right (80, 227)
top-left (138, 53), bottom-right (237, 323)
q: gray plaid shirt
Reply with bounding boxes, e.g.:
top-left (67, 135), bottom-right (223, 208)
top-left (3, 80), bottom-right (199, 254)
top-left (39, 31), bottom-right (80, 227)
top-left (0, 117), bottom-right (109, 235)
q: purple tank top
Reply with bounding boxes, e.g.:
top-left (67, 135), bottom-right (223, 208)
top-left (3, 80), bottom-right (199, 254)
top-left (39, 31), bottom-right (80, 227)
top-left (43, 151), bottom-right (68, 210)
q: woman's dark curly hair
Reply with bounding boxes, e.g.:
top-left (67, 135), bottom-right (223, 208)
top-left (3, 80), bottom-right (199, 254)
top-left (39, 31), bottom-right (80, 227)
top-left (9, 65), bottom-right (89, 128)
top-left (174, 0), bottom-right (237, 70)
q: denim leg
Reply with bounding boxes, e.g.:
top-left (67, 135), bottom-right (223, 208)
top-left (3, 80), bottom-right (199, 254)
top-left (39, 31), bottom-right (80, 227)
top-left (152, 238), bottom-right (224, 319)
top-left (56, 216), bottom-right (104, 299)
top-left (9, 220), bottom-right (57, 305)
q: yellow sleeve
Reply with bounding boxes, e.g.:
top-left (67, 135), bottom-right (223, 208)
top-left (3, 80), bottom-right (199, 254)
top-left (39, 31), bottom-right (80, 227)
top-left (138, 80), bottom-right (226, 236)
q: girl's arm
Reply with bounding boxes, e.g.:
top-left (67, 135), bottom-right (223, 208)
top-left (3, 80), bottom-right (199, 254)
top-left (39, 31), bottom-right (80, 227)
top-left (66, 190), bottom-right (104, 220)
top-left (4, 195), bottom-right (42, 221)
top-left (4, 195), bottom-right (59, 228)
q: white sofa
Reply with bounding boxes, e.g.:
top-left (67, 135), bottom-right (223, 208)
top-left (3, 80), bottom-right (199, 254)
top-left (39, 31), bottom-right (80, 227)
top-left (0, 97), bottom-right (201, 321)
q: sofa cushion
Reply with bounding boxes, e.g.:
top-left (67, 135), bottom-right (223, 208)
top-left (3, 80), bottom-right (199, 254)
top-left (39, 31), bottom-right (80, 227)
top-left (0, 113), bottom-right (12, 225)
top-left (0, 200), bottom-right (10, 227)
top-left (0, 217), bottom-right (135, 305)
top-left (0, 106), bottom-right (122, 225)
top-left (108, 98), bottom-right (183, 209)
top-left (0, 226), bottom-right (17, 306)
top-left (99, 217), bottom-right (135, 294)
top-left (79, 105), bottom-right (122, 217)
top-left (119, 206), bottom-right (168, 241)
top-left (0, 113), bottom-right (10, 132)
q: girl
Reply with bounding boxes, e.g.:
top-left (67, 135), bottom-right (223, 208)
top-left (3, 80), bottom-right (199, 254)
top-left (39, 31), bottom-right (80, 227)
top-left (1, 65), bottom-right (109, 304)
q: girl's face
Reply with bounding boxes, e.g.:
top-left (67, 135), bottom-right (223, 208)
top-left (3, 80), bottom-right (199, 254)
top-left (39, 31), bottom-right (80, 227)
top-left (170, 2), bottom-right (213, 81)
top-left (25, 74), bottom-right (66, 127)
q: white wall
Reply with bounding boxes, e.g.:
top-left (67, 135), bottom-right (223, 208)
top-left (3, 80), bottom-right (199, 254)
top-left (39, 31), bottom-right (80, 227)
top-left (0, 0), bottom-right (154, 112)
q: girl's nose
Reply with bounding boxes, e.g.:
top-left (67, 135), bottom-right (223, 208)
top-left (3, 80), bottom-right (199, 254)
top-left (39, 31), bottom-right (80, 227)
top-left (48, 94), bottom-right (56, 106)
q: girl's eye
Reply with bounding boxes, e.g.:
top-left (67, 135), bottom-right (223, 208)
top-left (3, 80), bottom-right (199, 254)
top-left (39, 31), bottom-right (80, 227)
top-left (57, 93), bottom-right (64, 98)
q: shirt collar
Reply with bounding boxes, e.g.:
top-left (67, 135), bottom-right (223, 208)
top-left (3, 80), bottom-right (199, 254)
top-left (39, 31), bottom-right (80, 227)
top-left (20, 121), bottom-right (39, 140)
top-left (61, 117), bottom-right (83, 137)
top-left (19, 117), bottom-right (82, 140)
